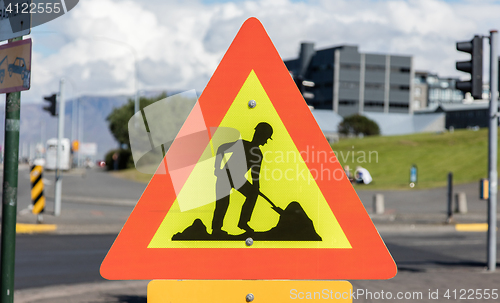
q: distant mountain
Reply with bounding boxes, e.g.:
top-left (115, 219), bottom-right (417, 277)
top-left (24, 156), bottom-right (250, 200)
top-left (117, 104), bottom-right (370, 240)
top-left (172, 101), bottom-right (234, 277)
top-left (0, 90), bottom-right (186, 160)
top-left (0, 95), bottom-right (131, 160)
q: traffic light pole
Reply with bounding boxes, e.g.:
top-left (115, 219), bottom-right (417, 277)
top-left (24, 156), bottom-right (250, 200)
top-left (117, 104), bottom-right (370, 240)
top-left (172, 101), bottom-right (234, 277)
top-left (54, 79), bottom-right (65, 216)
top-left (0, 36), bottom-right (22, 303)
top-left (487, 30), bottom-right (498, 272)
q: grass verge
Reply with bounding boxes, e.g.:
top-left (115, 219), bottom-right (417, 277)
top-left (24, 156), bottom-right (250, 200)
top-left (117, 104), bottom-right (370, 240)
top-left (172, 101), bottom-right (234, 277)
top-left (108, 128), bottom-right (494, 190)
top-left (332, 128), bottom-right (492, 190)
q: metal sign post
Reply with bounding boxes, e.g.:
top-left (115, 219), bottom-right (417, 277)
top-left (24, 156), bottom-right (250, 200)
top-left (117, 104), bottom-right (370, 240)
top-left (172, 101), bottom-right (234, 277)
top-left (0, 35), bottom-right (23, 303)
top-left (55, 79), bottom-right (65, 216)
top-left (487, 30), bottom-right (498, 272)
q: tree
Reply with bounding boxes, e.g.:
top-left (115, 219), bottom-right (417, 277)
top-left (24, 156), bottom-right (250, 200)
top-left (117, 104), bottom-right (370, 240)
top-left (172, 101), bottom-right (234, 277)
top-left (106, 92), bottom-right (167, 148)
top-left (338, 114), bottom-right (380, 136)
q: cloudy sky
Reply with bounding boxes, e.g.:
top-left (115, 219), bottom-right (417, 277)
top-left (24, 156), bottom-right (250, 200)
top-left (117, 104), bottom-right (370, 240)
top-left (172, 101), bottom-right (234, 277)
top-left (13, 0), bottom-right (500, 103)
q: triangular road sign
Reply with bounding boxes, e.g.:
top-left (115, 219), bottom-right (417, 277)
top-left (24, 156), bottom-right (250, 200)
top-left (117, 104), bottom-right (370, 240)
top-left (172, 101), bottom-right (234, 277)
top-left (101, 17), bottom-right (396, 280)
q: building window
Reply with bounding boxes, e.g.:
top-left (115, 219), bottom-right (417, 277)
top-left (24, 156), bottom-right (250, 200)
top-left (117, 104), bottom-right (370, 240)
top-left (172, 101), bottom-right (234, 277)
top-left (415, 87), bottom-right (421, 97)
top-left (339, 100), bottom-right (357, 106)
top-left (389, 103), bottom-right (409, 108)
top-left (339, 81), bottom-right (359, 89)
top-left (429, 88), bottom-right (439, 101)
top-left (442, 89), bottom-right (452, 101)
top-left (390, 85), bottom-right (410, 91)
top-left (365, 83), bottom-right (384, 90)
top-left (340, 64), bottom-right (360, 70)
top-left (365, 65), bottom-right (385, 72)
top-left (391, 67), bottom-right (410, 73)
top-left (427, 77), bottom-right (437, 85)
top-left (365, 101), bottom-right (384, 107)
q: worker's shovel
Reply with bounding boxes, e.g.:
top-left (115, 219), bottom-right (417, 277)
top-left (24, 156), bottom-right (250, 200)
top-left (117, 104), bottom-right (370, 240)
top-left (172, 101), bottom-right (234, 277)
top-left (223, 165), bottom-right (284, 214)
top-left (259, 191), bottom-right (284, 215)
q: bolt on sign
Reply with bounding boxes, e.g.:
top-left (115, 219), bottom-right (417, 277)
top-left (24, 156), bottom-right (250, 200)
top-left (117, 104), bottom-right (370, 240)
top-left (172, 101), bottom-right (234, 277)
top-left (0, 38), bottom-right (31, 93)
top-left (100, 18), bottom-right (397, 280)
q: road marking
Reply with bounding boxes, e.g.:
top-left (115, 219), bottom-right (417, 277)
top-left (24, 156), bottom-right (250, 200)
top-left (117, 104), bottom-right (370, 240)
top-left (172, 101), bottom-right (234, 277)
top-left (455, 223), bottom-right (490, 232)
top-left (398, 239), bottom-right (485, 246)
top-left (45, 195), bottom-right (137, 206)
top-left (16, 223), bottom-right (57, 234)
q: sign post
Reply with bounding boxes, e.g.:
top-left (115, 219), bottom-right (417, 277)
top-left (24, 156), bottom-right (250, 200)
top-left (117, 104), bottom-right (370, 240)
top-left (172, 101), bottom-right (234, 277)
top-left (487, 29), bottom-right (498, 272)
top-left (55, 79), bottom-right (65, 216)
top-left (0, 35), bottom-right (23, 303)
top-left (0, 9), bottom-right (31, 297)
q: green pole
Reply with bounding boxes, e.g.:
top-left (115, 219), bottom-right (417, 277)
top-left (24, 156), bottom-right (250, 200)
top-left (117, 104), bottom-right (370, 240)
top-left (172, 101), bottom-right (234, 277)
top-left (1, 36), bottom-right (22, 303)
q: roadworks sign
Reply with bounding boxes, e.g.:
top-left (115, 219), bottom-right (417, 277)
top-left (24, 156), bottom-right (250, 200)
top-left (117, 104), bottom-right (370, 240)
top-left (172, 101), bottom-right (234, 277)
top-left (100, 17), bottom-right (396, 280)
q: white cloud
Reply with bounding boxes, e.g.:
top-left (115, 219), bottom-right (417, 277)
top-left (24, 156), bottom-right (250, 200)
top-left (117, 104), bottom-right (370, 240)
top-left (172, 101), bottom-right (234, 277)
top-left (20, 0), bottom-right (500, 102)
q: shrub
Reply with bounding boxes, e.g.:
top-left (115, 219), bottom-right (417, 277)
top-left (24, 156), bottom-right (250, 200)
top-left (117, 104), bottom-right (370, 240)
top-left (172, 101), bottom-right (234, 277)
top-left (338, 115), bottom-right (380, 136)
top-left (105, 149), bottom-right (133, 171)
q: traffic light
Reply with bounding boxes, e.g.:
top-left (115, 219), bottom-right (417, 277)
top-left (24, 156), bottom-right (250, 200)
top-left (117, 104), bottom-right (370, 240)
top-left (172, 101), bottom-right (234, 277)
top-left (43, 94), bottom-right (57, 116)
top-left (456, 35), bottom-right (483, 99)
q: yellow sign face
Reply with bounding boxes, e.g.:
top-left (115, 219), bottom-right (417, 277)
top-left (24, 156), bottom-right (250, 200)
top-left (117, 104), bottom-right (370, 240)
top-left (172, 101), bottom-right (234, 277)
top-left (148, 70), bottom-right (351, 249)
top-left (0, 38), bottom-right (31, 94)
top-left (148, 280), bottom-right (353, 303)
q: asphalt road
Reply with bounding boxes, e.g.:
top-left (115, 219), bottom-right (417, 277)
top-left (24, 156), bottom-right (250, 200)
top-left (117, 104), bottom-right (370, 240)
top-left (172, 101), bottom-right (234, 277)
top-left (13, 230), bottom-right (500, 290)
top-left (15, 234), bottom-right (112, 289)
top-left (2, 165), bottom-right (499, 302)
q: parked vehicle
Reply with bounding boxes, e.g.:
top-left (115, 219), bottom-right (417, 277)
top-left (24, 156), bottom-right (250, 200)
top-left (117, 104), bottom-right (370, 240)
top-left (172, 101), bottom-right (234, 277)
top-left (45, 138), bottom-right (71, 170)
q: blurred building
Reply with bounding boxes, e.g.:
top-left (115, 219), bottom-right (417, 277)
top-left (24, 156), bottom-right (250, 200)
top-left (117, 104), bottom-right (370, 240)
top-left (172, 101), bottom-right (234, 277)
top-left (284, 43), bottom-right (414, 117)
top-left (415, 103), bottom-right (492, 129)
top-left (413, 71), bottom-right (464, 109)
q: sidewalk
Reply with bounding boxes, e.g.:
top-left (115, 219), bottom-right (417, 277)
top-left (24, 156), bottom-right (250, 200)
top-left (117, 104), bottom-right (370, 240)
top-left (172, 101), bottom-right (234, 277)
top-left (356, 181), bottom-right (498, 230)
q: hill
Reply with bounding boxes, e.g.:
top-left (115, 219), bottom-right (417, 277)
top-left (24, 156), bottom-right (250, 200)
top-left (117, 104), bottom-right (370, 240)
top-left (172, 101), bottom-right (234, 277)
top-left (0, 92), bottom-right (169, 160)
top-left (332, 128), bottom-right (492, 189)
